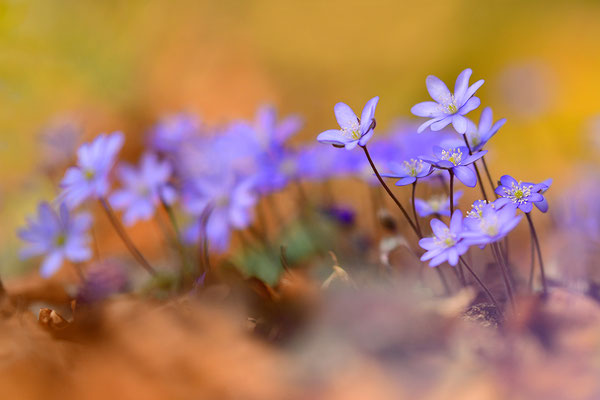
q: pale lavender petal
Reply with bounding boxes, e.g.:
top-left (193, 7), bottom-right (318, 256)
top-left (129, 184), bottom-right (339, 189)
top-left (458, 97), bottom-right (480, 116)
top-left (431, 116), bottom-right (453, 131)
top-left (334, 102), bottom-right (358, 129)
top-left (479, 107), bottom-right (493, 133)
top-left (426, 75), bottom-right (452, 104)
top-left (454, 68), bottom-right (472, 105)
top-left (411, 102), bottom-right (442, 118)
top-left (452, 115), bottom-right (468, 133)
top-left (453, 165), bottom-right (477, 187)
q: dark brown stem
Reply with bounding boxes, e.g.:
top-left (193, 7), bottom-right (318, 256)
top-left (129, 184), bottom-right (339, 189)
top-left (492, 242), bottom-right (515, 312)
top-left (526, 213), bottom-right (548, 296)
top-left (459, 256), bottom-right (503, 319)
top-left (362, 145), bottom-right (419, 237)
top-left (461, 134), bottom-right (488, 201)
top-left (99, 197), bottom-right (156, 276)
top-left (411, 182), bottom-right (423, 237)
top-left (449, 171), bottom-right (455, 215)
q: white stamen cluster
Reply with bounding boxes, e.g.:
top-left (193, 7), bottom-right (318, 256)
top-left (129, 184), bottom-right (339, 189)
top-left (341, 120), bottom-right (361, 141)
top-left (403, 159), bottom-right (424, 177)
top-left (503, 181), bottom-right (533, 205)
top-left (466, 200), bottom-right (494, 219)
top-left (433, 227), bottom-right (457, 248)
top-left (440, 148), bottom-right (463, 166)
top-left (439, 94), bottom-right (458, 114)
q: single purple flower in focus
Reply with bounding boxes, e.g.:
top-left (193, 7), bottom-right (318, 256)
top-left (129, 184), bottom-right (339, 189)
top-left (494, 175), bottom-right (550, 213)
top-left (414, 191), bottom-right (463, 217)
top-left (317, 97), bottom-right (379, 150)
top-left (419, 210), bottom-right (470, 267)
top-left (465, 107), bottom-right (507, 152)
top-left (18, 202), bottom-right (92, 277)
top-left (462, 204), bottom-right (522, 246)
top-left (420, 146), bottom-right (487, 187)
top-left (109, 153), bottom-right (177, 226)
top-left (59, 132), bottom-right (124, 208)
top-left (381, 158), bottom-right (433, 186)
top-left (411, 68), bottom-right (484, 134)
top-left (182, 175), bottom-right (257, 253)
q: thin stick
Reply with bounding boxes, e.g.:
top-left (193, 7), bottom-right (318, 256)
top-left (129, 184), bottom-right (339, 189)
top-left (99, 197), bottom-right (156, 276)
top-left (449, 171), bottom-right (455, 215)
top-left (481, 155), bottom-right (498, 198)
top-left (526, 213), bottom-right (548, 296)
top-left (411, 181), bottom-right (423, 237)
top-left (492, 242), bottom-right (515, 312)
top-left (435, 267), bottom-right (451, 295)
top-left (461, 135), bottom-right (488, 201)
top-left (362, 145), bottom-right (419, 237)
top-left (459, 256), bottom-right (503, 319)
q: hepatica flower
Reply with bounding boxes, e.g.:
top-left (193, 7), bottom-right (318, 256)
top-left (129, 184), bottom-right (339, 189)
top-left (494, 175), bottom-right (551, 213)
top-left (415, 191), bottom-right (463, 217)
top-left (59, 132), bottom-right (124, 208)
top-left (462, 205), bottom-right (522, 246)
top-left (381, 158), bottom-right (432, 186)
top-left (419, 210), bottom-right (470, 267)
top-left (317, 96), bottom-right (379, 150)
top-left (465, 107), bottom-right (507, 152)
top-left (18, 202), bottom-right (92, 277)
top-left (411, 68), bottom-right (484, 134)
top-left (109, 153), bottom-right (177, 226)
top-left (420, 146), bottom-right (487, 187)
top-left (253, 105), bottom-right (303, 150)
top-left (182, 176), bottom-right (257, 252)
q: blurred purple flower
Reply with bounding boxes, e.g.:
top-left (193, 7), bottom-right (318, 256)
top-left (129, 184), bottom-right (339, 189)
top-left (462, 205), bottom-right (522, 246)
top-left (109, 153), bottom-right (177, 226)
top-left (149, 113), bottom-right (201, 154)
top-left (182, 175), bottom-right (257, 252)
top-left (414, 191), bottom-right (463, 217)
top-left (411, 68), bottom-right (484, 134)
top-left (381, 158), bottom-right (433, 186)
top-left (420, 146), bottom-right (487, 187)
top-left (419, 210), bottom-right (469, 267)
top-left (317, 97), bottom-right (379, 150)
top-left (77, 259), bottom-right (129, 303)
top-left (59, 132), bottom-right (124, 208)
top-left (252, 105), bottom-right (303, 150)
top-left (465, 107), bottom-right (507, 152)
top-left (494, 175), bottom-right (550, 213)
top-left (18, 202), bottom-right (92, 277)
top-left (465, 199), bottom-right (495, 219)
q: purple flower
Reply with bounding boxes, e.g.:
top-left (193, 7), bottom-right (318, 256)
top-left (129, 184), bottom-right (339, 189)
top-left (149, 113), bottom-right (201, 154)
top-left (420, 146), bottom-right (487, 187)
top-left (182, 175), bottom-right (257, 252)
top-left (18, 202), bottom-right (92, 277)
top-left (381, 158), bottom-right (433, 186)
top-left (414, 191), bottom-right (463, 217)
top-left (317, 97), bottom-right (379, 150)
top-left (462, 204), bottom-right (522, 246)
top-left (419, 210), bottom-right (470, 267)
top-left (494, 175), bottom-right (550, 213)
top-left (59, 132), bottom-right (124, 208)
top-left (465, 199), bottom-right (495, 219)
top-left (109, 153), bottom-right (177, 226)
top-left (411, 68), bottom-right (484, 134)
top-left (465, 107), bottom-right (507, 152)
top-left (253, 105), bottom-right (303, 150)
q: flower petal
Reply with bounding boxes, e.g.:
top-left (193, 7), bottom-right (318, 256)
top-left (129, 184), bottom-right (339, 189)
top-left (395, 177), bottom-right (416, 186)
top-left (464, 79), bottom-right (485, 101)
top-left (430, 218), bottom-right (448, 238)
top-left (334, 102), bottom-right (359, 129)
top-left (479, 107), bottom-right (493, 133)
top-left (431, 116), bottom-right (453, 131)
top-left (454, 68), bottom-right (472, 105)
top-left (534, 197), bottom-right (549, 213)
top-left (463, 150), bottom-right (487, 165)
top-left (411, 101), bottom-right (442, 118)
top-left (40, 251), bottom-right (64, 278)
top-left (453, 166), bottom-right (477, 187)
top-left (316, 129), bottom-right (350, 146)
top-left (458, 97), bottom-right (480, 116)
top-left (360, 96), bottom-right (379, 133)
top-left (426, 75), bottom-right (452, 104)
top-left (452, 115), bottom-right (468, 133)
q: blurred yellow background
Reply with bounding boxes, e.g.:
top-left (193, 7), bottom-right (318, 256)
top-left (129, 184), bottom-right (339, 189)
top-left (1, 0), bottom-right (599, 274)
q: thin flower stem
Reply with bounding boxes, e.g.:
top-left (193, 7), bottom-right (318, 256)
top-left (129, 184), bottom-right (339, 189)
top-left (461, 134), bottom-right (488, 201)
top-left (459, 256), bottom-right (504, 320)
top-left (481, 155), bottom-right (498, 198)
top-left (411, 182), bottom-right (423, 237)
top-left (492, 242), bottom-right (515, 313)
top-left (435, 267), bottom-right (451, 295)
top-left (99, 197), bottom-right (156, 276)
top-left (528, 227), bottom-right (536, 291)
top-left (449, 171), bottom-right (455, 215)
top-left (160, 196), bottom-right (194, 280)
top-left (526, 213), bottom-right (548, 296)
top-left (362, 145), bottom-right (420, 237)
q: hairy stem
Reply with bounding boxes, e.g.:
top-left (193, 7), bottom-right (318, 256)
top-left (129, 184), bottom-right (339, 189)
top-left (362, 145), bottom-right (419, 237)
top-left (526, 213), bottom-right (548, 296)
top-left (411, 181), bottom-right (423, 237)
top-left (99, 197), bottom-right (156, 276)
